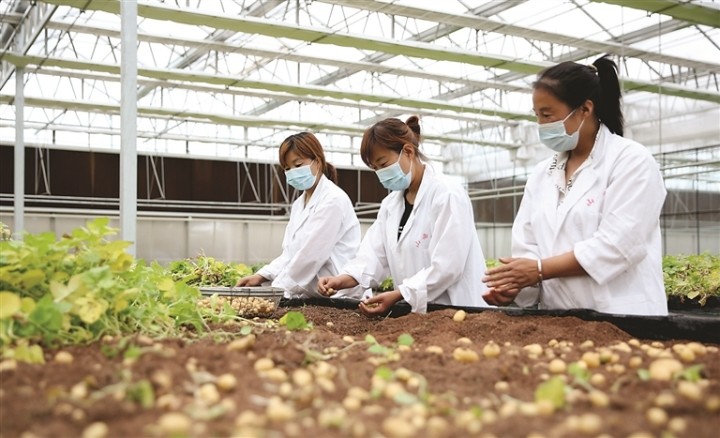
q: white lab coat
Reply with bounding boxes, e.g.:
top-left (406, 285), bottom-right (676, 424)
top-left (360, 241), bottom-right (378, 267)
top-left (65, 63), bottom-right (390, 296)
top-left (512, 124), bottom-right (668, 315)
top-left (343, 165), bottom-right (489, 313)
top-left (257, 174), bottom-right (363, 299)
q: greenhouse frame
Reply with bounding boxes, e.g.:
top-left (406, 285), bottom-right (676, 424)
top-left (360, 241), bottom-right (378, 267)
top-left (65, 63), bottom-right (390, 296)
top-left (1, 0), bottom-right (718, 263)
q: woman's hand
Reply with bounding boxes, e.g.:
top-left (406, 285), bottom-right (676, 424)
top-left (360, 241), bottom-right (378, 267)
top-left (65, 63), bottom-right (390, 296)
top-left (235, 274), bottom-right (267, 287)
top-left (317, 274), bottom-right (359, 297)
top-left (482, 257), bottom-right (539, 306)
top-left (359, 290), bottom-right (403, 317)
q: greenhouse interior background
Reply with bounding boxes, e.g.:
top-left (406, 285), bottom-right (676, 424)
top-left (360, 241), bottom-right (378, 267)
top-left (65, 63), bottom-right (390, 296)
top-left (1, 0), bottom-right (718, 265)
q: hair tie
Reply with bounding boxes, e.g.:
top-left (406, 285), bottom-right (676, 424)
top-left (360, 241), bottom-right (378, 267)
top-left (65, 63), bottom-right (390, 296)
top-left (588, 64), bottom-right (598, 74)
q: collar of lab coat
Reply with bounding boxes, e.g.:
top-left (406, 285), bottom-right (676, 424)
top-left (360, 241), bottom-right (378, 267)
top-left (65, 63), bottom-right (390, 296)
top-left (544, 125), bottom-right (609, 238)
top-left (293, 174), bottom-right (330, 229)
top-left (386, 163), bottom-right (433, 244)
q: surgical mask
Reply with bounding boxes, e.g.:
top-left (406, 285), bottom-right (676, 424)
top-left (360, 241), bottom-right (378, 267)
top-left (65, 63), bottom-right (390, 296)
top-left (375, 153), bottom-right (412, 191)
top-left (285, 161), bottom-right (317, 191)
top-left (537, 109), bottom-right (585, 153)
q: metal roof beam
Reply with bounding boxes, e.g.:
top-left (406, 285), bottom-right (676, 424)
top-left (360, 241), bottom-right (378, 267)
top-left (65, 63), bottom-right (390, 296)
top-left (135, 0), bottom-right (285, 100)
top-left (590, 0), bottom-right (720, 28)
top-left (245, 0), bottom-right (525, 116)
top-left (1, 52), bottom-right (533, 121)
top-left (40, 20), bottom-right (527, 94)
top-left (320, 0), bottom-right (719, 73)
top-left (40, 0), bottom-right (719, 104)
top-left (30, 67), bottom-right (513, 126)
top-left (0, 93), bottom-right (518, 149)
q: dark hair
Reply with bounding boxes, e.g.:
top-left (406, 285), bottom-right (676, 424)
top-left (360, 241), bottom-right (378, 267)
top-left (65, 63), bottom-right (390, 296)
top-left (533, 54), bottom-right (624, 136)
top-left (360, 116), bottom-right (428, 167)
top-left (279, 132), bottom-right (337, 183)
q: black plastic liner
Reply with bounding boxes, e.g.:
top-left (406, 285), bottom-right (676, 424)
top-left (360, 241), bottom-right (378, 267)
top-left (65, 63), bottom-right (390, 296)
top-left (280, 297), bottom-right (720, 344)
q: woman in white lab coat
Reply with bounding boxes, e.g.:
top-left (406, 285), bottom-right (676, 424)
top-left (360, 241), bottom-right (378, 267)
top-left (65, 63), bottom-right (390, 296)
top-left (483, 55), bottom-right (668, 316)
top-left (236, 132), bottom-right (363, 299)
top-left (318, 116), bottom-right (489, 315)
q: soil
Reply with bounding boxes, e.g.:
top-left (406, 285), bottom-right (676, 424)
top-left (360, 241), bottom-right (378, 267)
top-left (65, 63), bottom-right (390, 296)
top-left (1, 306), bottom-right (719, 438)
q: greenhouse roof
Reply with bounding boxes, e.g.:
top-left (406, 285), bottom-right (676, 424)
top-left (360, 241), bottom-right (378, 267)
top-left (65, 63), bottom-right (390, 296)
top-left (1, 0), bottom-right (718, 189)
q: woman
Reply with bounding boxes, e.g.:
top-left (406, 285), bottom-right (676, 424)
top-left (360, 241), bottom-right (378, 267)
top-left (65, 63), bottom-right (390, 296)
top-left (318, 116), bottom-right (489, 315)
top-left (483, 55), bottom-right (668, 316)
top-left (236, 132), bottom-right (363, 299)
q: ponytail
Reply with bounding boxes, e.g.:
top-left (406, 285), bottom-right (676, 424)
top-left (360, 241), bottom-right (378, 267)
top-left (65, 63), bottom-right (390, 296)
top-left (592, 55), bottom-right (624, 136)
top-left (324, 162), bottom-right (338, 184)
top-left (405, 115), bottom-right (422, 142)
top-left (534, 54), bottom-right (625, 136)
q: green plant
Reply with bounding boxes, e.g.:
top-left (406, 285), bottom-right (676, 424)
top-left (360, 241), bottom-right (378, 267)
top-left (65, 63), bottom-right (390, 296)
top-left (663, 253), bottom-right (720, 305)
top-left (278, 311), bottom-right (312, 331)
top-left (0, 218), bottom-right (206, 356)
top-left (167, 255), bottom-right (252, 287)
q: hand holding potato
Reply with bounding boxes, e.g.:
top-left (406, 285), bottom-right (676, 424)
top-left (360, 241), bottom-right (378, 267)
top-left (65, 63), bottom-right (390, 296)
top-left (359, 290), bottom-right (402, 317)
top-left (317, 274), bottom-right (359, 297)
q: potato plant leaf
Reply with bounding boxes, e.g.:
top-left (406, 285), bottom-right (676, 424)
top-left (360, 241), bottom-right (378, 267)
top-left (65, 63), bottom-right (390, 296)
top-left (397, 333), bottom-right (414, 346)
top-left (374, 366), bottom-right (394, 380)
top-left (676, 364), bottom-right (704, 382)
top-left (279, 311), bottom-right (310, 331)
top-left (0, 292), bottom-right (20, 319)
top-left (535, 376), bottom-right (566, 408)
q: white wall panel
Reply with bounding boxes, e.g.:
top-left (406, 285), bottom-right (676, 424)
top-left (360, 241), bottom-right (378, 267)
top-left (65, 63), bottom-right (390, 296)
top-left (1, 212), bottom-right (716, 266)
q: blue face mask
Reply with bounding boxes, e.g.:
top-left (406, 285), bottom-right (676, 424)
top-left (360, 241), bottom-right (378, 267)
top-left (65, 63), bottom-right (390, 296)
top-left (375, 153), bottom-right (412, 191)
top-left (285, 161), bottom-right (317, 191)
top-left (537, 109), bottom-right (585, 153)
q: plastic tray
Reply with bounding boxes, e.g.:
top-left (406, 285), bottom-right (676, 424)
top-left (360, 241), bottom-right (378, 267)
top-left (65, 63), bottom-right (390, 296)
top-left (279, 297), bottom-right (720, 344)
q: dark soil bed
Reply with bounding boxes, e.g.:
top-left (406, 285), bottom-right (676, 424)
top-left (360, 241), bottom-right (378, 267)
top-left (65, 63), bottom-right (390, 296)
top-left (1, 306), bottom-right (719, 437)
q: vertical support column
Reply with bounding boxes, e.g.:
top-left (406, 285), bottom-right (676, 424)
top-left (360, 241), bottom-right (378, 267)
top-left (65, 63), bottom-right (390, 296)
top-left (14, 65), bottom-right (24, 240)
top-left (120, 0), bottom-right (138, 255)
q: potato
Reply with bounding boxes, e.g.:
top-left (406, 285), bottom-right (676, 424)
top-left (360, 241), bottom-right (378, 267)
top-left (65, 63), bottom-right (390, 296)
top-left (216, 373), bottom-right (237, 392)
top-left (81, 422), bottom-right (108, 438)
top-left (452, 310), bottom-right (467, 322)
top-left (266, 397), bottom-right (295, 422)
top-left (157, 413), bottom-right (192, 435)
top-left (198, 383), bottom-right (220, 405)
top-left (548, 359), bottom-right (566, 374)
top-left (676, 381), bottom-right (702, 401)
top-left (426, 416), bottom-right (449, 437)
top-left (382, 417), bottom-right (416, 438)
top-left (581, 352), bottom-right (600, 368)
top-left (343, 396), bottom-right (362, 411)
top-left (453, 347), bottom-right (479, 363)
top-left (646, 407), bottom-right (668, 426)
top-left (425, 346), bottom-right (444, 355)
top-left (54, 351), bottom-right (74, 364)
top-left (589, 390), bottom-right (609, 408)
top-left (483, 342), bottom-right (501, 358)
top-left (523, 344), bottom-right (543, 355)
top-left (648, 358), bottom-right (683, 381)
top-left (227, 334), bottom-right (256, 352)
top-left (254, 357), bottom-right (275, 372)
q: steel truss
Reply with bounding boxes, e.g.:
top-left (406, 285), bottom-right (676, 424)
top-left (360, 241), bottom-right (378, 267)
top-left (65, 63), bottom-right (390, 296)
top-left (1, 0), bottom-right (718, 190)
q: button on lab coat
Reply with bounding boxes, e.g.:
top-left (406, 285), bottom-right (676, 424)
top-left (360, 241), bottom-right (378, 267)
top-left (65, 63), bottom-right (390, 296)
top-left (344, 165), bottom-right (489, 313)
top-left (513, 125), bottom-right (668, 315)
top-left (257, 174), bottom-right (363, 299)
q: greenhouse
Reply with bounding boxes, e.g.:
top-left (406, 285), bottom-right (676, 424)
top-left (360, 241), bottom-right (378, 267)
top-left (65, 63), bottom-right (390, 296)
top-left (1, 1), bottom-right (719, 437)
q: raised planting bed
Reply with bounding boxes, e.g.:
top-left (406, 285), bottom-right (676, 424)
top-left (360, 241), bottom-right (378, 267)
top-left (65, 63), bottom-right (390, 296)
top-left (2, 304), bottom-right (719, 438)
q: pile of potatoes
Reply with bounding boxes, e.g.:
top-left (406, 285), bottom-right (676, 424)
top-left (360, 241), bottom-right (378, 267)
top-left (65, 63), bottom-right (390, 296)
top-left (198, 295), bottom-right (276, 317)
